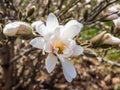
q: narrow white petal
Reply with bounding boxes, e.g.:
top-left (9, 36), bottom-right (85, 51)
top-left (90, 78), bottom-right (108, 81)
top-left (61, 58), bottom-right (77, 78)
top-left (30, 37), bottom-right (44, 49)
top-left (72, 45), bottom-right (83, 56)
top-left (45, 53), bottom-right (58, 73)
top-left (46, 13), bottom-right (59, 33)
top-left (63, 69), bottom-right (73, 82)
top-left (44, 42), bottom-right (52, 53)
top-left (62, 20), bottom-right (83, 39)
top-left (57, 55), bottom-right (65, 62)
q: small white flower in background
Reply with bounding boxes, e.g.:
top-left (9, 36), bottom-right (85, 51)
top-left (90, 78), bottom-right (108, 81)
top-left (3, 21), bottom-right (34, 40)
top-left (108, 4), bottom-right (120, 13)
top-left (30, 13), bottom-right (83, 82)
top-left (102, 33), bottom-right (120, 46)
top-left (112, 17), bottom-right (120, 35)
top-left (105, 4), bottom-right (120, 20)
top-left (113, 17), bottom-right (120, 30)
top-left (85, 0), bottom-right (91, 3)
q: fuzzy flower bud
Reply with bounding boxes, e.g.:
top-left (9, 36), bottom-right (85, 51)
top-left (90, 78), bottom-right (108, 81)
top-left (102, 33), bottom-right (120, 46)
top-left (113, 17), bottom-right (120, 30)
top-left (103, 5), bottom-right (120, 20)
top-left (3, 21), bottom-right (34, 40)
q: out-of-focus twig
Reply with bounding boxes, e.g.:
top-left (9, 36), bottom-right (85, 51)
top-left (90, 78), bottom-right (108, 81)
top-left (81, 0), bottom-right (118, 24)
top-left (97, 57), bottom-right (120, 67)
top-left (58, 0), bottom-right (80, 18)
top-left (10, 47), bottom-right (37, 64)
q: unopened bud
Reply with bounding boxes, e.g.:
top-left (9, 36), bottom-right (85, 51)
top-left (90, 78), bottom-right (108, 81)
top-left (102, 33), bottom-right (120, 46)
top-left (105, 14), bottom-right (119, 21)
top-left (102, 5), bottom-right (120, 20)
top-left (91, 31), bottom-right (106, 47)
top-left (112, 18), bottom-right (120, 35)
top-left (3, 21), bottom-right (35, 40)
top-left (85, 0), bottom-right (91, 3)
top-left (26, 6), bottom-right (36, 17)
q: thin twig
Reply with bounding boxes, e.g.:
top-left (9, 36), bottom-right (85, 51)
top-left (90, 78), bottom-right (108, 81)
top-left (97, 57), bottom-right (120, 67)
top-left (10, 47), bottom-right (37, 64)
top-left (81, 0), bottom-right (118, 24)
top-left (58, 0), bottom-right (80, 18)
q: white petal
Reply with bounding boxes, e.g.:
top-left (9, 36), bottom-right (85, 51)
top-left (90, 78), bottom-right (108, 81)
top-left (57, 55), bottom-right (65, 62)
top-left (62, 48), bottom-right (73, 57)
top-left (72, 45), bottom-right (83, 56)
top-left (30, 37), bottom-right (44, 49)
top-left (46, 13), bottom-right (59, 33)
top-left (63, 69), bottom-right (73, 82)
top-left (54, 27), bottom-right (60, 37)
top-left (44, 36), bottom-right (56, 53)
top-left (45, 53), bottom-right (58, 73)
top-left (36, 23), bottom-right (47, 36)
top-left (61, 58), bottom-right (77, 78)
top-left (61, 39), bottom-right (75, 57)
top-left (62, 20), bottom-right (83, 39)
top-left (31, 21), bottom-right (43, 29)
top-left (32, 21), bottom-right (47, 36)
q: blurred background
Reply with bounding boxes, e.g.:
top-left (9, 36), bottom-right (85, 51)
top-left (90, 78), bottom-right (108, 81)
top-left (0, 0), bottom-right (120, 90)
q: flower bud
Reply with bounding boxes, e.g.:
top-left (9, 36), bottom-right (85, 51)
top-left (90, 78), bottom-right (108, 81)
top-left (102, 5), bottom-right (120, 20)
top-left (85, 0), bottom-right (91, 3)
top-left (113, 17), bottom-right (120, 35)
top-left (102, 33), bottom-right (120, 47)
top-left (105, 14), bottom-right (119, 21)
top-left (90, 31), bottom-right (107, 47)
top-left (26, 6), bottom-right (36, 17)
top-left (3, 21), bottom-right (35, 40)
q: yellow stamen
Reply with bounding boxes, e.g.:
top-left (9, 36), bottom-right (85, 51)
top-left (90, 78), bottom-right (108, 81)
top-left (54, 39), bottom-right (65, 54)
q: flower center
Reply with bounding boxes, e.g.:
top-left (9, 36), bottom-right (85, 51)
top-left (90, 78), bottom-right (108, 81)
top-left (54, 40), bottom-right (65, 54)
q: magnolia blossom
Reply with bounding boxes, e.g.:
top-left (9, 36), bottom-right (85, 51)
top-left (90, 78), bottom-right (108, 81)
top-left (3, 21), bottom-right (34, 39)
top-left (30, 13), bottom-right (83, 82)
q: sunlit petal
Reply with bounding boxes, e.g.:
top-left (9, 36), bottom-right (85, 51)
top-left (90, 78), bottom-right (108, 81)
top-left (36, 23), bottom-right (46, 36)
top-left (46, 13), bottom-right (59, 33)
top-left (45, 53), bottom-right (58, 73)
top-left (30, 37), bottom-right (44, 49)
top-left (61, 58), bottom-right (77, 78)
top-left (62, 20), bottom-right (83, 39)
top-left (63, 69), bottom-right (73, 82)
top-left (72, 45), bottom-right (83, 56)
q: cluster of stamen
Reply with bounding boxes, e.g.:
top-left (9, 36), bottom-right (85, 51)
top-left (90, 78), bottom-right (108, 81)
top-left (54, 39), bottom-right (65, 54)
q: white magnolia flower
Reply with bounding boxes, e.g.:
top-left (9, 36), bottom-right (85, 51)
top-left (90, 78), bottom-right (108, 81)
top-left (3, 21), bottom-right (34, 39)
top-left (30, 13), bottom-right (83, 82)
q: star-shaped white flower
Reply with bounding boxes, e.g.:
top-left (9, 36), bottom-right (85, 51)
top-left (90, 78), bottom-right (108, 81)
top-left (30, 13), bottom-right (83, 82)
